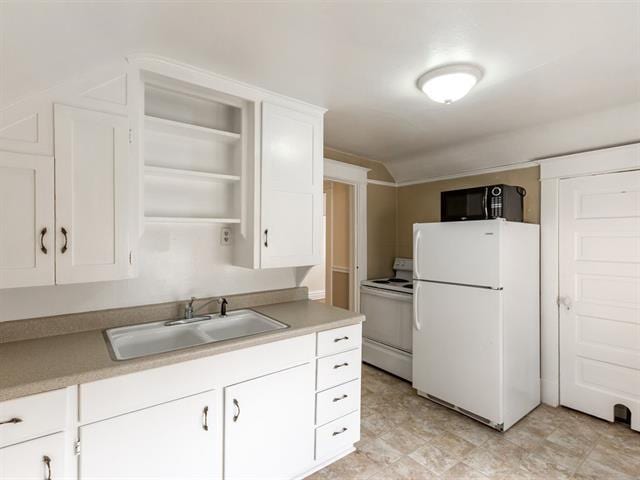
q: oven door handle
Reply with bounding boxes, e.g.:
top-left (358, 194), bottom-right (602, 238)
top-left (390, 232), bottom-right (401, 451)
top-left (360, 286), bottom-right (412, 301)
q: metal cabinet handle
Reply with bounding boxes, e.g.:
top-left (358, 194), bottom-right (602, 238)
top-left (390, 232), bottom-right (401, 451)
top-left (264, 229), bottom-right (269, 248)
top-left (332, 427), bottom-right (348, 436)
top-left (233, 399), bottom-right (240, 422)
top-left (332, 394), bottom-right (348, 402)
top-left (202, 406), bottom-right (209, 431)
top-left (333, 362), bottom-right (349, 369)
top-left (60, 227), bottom-right (68, 254)
top-left (40, 227), bottom-right (48, 254)
top-left (334, 336), bottom-right (349, 343)
top-left (43, 456), bottom-right (52, 480)
top-left (0, 417), bottom-right (22, 426)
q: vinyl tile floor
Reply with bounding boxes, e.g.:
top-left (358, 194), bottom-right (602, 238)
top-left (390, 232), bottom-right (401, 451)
top-left (309, 363), bottom-right (640, 480)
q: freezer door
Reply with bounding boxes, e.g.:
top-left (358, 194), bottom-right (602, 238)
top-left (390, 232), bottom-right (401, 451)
top-left (412, 280), bottom-right (503, 424)
top-left (413, 221), bottom-right (501, 288)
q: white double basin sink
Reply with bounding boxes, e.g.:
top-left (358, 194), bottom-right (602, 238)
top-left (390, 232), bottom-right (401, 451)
top-left (106, 309), bottom-right (288, 360)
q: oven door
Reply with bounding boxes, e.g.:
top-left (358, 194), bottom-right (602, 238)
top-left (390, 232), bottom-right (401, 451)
top-left (441, 186), bottom-right (489, 221)
top-left (360, 286), bottom-right (413, 353)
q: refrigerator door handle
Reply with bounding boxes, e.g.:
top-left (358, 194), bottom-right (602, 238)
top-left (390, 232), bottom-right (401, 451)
top-left (414, 229), bottom-right (422, 279)
top-left (413, 281), bottom-right (421, 331)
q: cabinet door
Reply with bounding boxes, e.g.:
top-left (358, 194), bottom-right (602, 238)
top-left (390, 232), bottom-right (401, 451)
top-left (79, 390), bottom-right (216, 480)
top-left (0, 151), bottom-right (54, 289)
top-left (54, 104), bottom-right (131, 284)
top-left (224, 363), bottom-right (314, 480)
top-left (261, 103), bottom-right (323, 268)
top-left (0, 432), bottom-right (66, 480)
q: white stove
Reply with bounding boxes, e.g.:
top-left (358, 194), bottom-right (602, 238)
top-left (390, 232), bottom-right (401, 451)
top-left (360, 257), bottom-right (414, 381)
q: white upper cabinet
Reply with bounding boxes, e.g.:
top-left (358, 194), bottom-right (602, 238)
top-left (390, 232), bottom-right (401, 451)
top-left (260, 103), bottom-right (323, 268)
top-left (54, 104), bottom-right (132, 284)
top-left (0, 152), bottom-right (55, 289)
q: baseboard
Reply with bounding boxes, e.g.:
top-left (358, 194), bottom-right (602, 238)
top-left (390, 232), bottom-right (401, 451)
top-left (295, 447), bottom-right (355, 479)
top-left (308, 290), bottom-right (326, 301)
top-left (541, 378), bottom-right (560, 407)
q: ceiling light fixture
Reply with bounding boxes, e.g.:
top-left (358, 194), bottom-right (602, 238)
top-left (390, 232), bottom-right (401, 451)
top-left (417, 64), bottom-right (483, 104)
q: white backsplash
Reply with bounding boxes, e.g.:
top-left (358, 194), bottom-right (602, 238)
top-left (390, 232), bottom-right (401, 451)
top-left (0, 225), bottom-right (309, 322)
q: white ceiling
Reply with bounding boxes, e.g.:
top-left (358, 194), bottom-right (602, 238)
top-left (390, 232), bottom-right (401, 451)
top-left (2, 2), bottom-right (639, 177)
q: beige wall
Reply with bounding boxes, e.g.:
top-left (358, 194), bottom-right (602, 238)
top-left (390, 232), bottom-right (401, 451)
top-left (324, 147), bottom-right (395, 182)
top-left (367, 184), bottom-right (397, 278)
top-left (396, 166), bottom-right (540, 257)
top-left (324, 148), bottom-right (399, 280)
top-left (324, 180), bottom-right (352, 307)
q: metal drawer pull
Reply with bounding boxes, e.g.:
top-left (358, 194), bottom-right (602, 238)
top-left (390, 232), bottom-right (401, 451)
top-left (332, 427), bottom-right (348, 436)
top-left (0, 417), bottom-right (22, 426)
top-left (60, 227), bottom-right (69, 254)
top-left (40, 227), bottom-right (48, 254)
top-left (332, 394), bottom-right (348, 402)
top-left (233, 399), bottom-right (240, 422)
top-left (43, 456), bottom-right (52, 480)
top-left (333, 362), bottom-right (349, 369)
top-left (202, 406), bottom-right (209, 431)
top-left (334, 336), bottom-right (349, 343)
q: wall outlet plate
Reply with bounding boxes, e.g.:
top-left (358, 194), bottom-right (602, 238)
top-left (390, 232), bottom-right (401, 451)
top-left (220, 227), bottom-right (232, 246)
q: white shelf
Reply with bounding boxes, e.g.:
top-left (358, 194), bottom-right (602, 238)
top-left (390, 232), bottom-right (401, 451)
top-left (145, 115), bottom-right (241, 143)
top-left (144, 166), bottom-right (240, 183)
top-left (145, 216), bottom-right (241, 224)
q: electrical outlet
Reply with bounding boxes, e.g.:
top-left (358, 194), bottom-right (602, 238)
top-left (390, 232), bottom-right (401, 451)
top-left (220, 227), bottom-right (232, 246)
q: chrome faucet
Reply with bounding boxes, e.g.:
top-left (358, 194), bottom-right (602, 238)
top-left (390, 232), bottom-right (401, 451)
top-left (184, 296), bottom-right (228, 319)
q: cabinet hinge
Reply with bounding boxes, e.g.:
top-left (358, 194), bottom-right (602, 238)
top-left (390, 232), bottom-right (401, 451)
top-left (74, 440), bottom-right (81, 456)
top-left (128, 128), bottom-right (133, 144)
top-left (129, 250), bottom-right (133, 265)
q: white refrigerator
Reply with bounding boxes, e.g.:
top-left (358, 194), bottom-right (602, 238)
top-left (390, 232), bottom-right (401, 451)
top-left (412, 219), bottom-right (540, 431)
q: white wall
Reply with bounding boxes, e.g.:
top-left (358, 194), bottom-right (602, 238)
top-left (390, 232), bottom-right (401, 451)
top-left (0, 225), bottom-right (300, 322)
top-left (388, 101), bottom-right (640, 183)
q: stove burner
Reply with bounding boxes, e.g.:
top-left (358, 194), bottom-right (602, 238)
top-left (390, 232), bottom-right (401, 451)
top-left (373, 280), bottom-right (390, 284)
top-left (387, 278), bottom-right (406, 283)
top-left (404, 284), bottom-right (413, 289)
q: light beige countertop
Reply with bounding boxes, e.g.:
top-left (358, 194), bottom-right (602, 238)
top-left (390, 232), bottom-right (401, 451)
top-left (0, 300), bottom-right (364, 402)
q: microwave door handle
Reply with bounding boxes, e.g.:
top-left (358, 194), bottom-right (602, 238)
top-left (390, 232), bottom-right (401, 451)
top-left (483, 187), bottom-right (489, 218)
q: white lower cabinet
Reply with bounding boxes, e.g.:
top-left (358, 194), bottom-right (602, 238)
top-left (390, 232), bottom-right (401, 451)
top-left (0, 432), bottom-right (67, 480)
top-left (224, 364), bottom-right (314, 480)
top-left (78, 390), bottom-right (216, 480)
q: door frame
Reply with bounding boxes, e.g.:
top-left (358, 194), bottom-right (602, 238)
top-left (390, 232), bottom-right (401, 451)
top-left (324, 158), bottom-right (368, 312)
top-left (539, 142), bottom-right (640, 406)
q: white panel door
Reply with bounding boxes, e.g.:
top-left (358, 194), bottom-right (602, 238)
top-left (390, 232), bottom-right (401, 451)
top-left (54, 104), bottom-right (130, 284)
top-left (414, 220), bottom-right (502, 288)
top-left (559, 170), bottom-right (640, 431)
top-left (0, 151), bottom-right (54, 289)
top-left (79, 390), bottom-right (217, 479)
top-left (0, 433), bottom-right (67, 480)
top-left (413, 281), bottom-right (503, 424)
top-left (224, 363), bottom-right (314, 479)
top-left (260, 103), bottom-right (323, 268)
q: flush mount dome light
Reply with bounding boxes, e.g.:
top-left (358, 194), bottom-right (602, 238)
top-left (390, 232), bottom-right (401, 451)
top-left (417, 64), bottom-right (483, 104)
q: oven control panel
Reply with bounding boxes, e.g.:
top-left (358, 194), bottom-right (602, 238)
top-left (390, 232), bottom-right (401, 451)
top-left (393, 258), bottom-right (413, 272)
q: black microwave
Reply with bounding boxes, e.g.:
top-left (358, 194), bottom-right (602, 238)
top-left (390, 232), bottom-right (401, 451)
top-left (441, 184), bottom-right (526, 222)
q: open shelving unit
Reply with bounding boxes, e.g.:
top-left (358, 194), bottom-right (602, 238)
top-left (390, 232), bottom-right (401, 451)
top-left (142, 79), bottom-right (245, 225)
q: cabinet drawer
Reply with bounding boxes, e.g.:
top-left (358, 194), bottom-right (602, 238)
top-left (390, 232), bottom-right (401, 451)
top-left (316, 348), bottom-right (361, 391)
top-left (315, 411), bottom-right (360, 461)
top-left (317, 324), bottom-right (361, 357)
top-left (316, 379), bottom-right (360, 426)
top-left (0, 389), bottom-right (67, 448)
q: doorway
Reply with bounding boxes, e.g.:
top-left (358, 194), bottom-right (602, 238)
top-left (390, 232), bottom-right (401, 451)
top-left (324, 180), bottom-right (355, 309)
